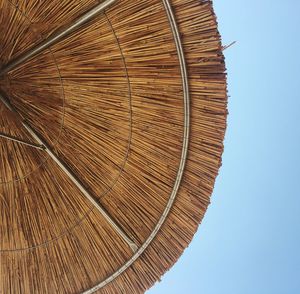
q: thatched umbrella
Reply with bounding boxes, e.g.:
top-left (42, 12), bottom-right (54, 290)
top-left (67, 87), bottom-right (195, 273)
top-left (0, 0), bottom-right (227, 293)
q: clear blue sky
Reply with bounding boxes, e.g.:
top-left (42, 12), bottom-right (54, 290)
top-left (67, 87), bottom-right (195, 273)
top-left (148, 1), bottom-right (300, 293)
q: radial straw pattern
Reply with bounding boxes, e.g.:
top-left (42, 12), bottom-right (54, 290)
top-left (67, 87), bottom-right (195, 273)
top-left (0, 0), bottom-right (227, 293)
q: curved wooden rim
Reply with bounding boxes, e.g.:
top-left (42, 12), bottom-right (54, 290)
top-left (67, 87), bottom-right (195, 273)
top-left (84, 0), bottom-right (190, 292)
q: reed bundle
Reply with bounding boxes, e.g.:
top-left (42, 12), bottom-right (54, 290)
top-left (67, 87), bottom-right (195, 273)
top-left (0, 0), bottom-right (227, 293)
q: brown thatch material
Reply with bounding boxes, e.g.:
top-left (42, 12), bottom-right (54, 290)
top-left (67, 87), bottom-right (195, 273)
top-left (0, 0), bottom-right (227, 293)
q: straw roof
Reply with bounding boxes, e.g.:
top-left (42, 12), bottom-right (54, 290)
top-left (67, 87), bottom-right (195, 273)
top-left (0, 0), bottom-right (227, 293)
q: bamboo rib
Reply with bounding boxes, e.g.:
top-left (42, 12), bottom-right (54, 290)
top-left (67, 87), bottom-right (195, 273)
top-left (0, 0), bottom-right (117, 76)
top-left (0, 131), bottom-right (44, 150)
top-left (0, 91), bottom-right (138, 252)
top-left (0, 0), bottom-right (227, 293)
